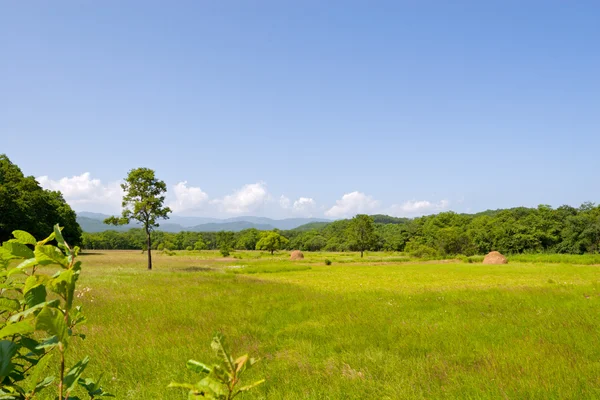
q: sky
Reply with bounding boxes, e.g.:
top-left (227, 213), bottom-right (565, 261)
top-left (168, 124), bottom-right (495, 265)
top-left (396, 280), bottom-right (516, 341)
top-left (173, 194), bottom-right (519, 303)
top-left (2, 1), bottom-right (599, 219)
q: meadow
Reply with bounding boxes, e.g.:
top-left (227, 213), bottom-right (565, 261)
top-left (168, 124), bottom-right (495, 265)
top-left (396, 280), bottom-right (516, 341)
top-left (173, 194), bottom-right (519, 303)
top-left (58, 250), bottom-right (600, 399)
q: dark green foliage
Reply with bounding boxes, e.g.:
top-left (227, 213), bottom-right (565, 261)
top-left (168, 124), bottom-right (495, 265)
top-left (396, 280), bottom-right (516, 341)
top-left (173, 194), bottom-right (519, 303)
top-left (0, 155), bottom-right (82, 245)
top-left (324, 259), bottom-right (332, 265)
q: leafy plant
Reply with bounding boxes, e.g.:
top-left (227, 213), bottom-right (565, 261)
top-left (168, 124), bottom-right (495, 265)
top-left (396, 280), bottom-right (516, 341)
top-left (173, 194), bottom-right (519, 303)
top-left (0, 225), bottom-right (112, 399)
top-left (324, 259), bottom-right (332, 265)
top-left (169, 333), bottom-right (264, 399)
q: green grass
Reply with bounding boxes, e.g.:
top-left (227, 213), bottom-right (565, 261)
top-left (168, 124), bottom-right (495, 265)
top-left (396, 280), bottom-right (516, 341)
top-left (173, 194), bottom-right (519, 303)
top-left (50, 250), bottom-right (600, 399)
top-left (508, 253), bottom-right (600, 265)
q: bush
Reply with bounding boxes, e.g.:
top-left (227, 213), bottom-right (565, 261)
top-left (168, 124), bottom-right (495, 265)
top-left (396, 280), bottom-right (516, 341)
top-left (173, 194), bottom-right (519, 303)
top-left (0, 226), bottom-right (112, 399)
top-left (405, 242), bottom-right (439, 258)
top-left (185, 246), bottom-right (193, 251)
top-left (220, 247), bottom-right (231, 257)
top-left (324, 259), bottom-right (332, 265)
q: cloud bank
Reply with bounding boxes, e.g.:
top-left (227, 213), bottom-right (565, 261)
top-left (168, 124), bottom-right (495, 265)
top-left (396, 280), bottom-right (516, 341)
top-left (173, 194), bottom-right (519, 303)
top-left (38, 173), bottom-right (451, 219)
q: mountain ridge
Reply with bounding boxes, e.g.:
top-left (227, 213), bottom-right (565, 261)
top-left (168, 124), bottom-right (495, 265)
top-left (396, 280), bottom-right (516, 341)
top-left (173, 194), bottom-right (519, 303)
top-left (77, 212), bottom-right (330, 233)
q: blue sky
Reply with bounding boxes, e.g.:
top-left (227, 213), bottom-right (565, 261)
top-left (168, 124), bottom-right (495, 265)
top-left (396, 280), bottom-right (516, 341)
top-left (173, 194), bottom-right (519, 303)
top-left (2, 1), bottom-right (599, 219)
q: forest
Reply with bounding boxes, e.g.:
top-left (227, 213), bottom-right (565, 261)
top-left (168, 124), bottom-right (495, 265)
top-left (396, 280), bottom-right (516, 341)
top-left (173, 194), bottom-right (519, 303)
top-left (81, 203), bottom-right (600, 257)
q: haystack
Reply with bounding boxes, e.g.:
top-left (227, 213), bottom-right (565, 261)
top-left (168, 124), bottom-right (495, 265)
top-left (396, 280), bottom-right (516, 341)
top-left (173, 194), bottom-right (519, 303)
top-left (483, 251), bottom-right (508, 264)
top-left (290, 250), bottom-right (304, 260)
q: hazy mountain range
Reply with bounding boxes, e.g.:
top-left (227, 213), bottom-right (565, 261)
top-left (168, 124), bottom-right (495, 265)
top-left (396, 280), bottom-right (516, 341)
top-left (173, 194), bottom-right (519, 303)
top-left (77, 212), bottom-right (331, 233)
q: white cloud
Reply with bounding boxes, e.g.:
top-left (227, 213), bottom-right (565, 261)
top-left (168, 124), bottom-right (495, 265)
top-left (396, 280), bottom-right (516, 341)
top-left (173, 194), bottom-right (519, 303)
top-left (212, 182), bottom-right (269, 214)
top-left (292, 197), bottom-right (316, 217)
top-left (325, 191), bottom-right (379, 218)
top-left (387, 199), bottom-right (449, 216)
top-left (169, 181), bottom-right (209, 214)
top-left (37, 173), bottom-right (123, 213)
top-left (279, 195), bottom-right (291, 209)
top-left (279, 195), bottom-right (317, 217)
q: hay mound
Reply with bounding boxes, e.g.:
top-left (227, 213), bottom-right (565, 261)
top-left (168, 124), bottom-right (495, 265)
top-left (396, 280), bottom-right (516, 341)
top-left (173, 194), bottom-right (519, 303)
top-left (290, 250), bottom-right (304, 260)
top-left (483, 251), bottom-right (508, 264)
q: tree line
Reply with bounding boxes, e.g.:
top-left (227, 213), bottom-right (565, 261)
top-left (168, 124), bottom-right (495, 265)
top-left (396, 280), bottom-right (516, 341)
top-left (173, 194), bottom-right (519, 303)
top-left (82, 203), bottom-right (600, 257)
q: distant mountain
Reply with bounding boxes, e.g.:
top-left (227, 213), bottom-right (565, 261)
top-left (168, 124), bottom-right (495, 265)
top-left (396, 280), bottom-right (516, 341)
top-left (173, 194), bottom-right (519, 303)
top-left (188, 221), bottom-right (276, 232)
top-left (76, 212), bottom-right (330, 233)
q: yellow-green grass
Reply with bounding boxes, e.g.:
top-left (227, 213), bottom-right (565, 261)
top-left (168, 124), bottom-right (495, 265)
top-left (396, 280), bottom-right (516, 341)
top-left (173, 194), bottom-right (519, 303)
top-left (47, 250), bottom-right (600, 399)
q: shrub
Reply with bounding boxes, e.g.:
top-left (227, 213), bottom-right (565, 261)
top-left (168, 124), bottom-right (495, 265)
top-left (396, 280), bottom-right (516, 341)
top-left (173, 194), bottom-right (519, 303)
top-left (220, 247), bottom-right (231, 257)
top-left (169, 333), bottom-right (264, 399)
top-left (405, 242), bottom-right (439, 258)
top-left (185, 246), bottom-right (193, 251)
top-left (324, 259), bottom-right (332, 265)
top-left (0, 225), bottom-right (112, 399)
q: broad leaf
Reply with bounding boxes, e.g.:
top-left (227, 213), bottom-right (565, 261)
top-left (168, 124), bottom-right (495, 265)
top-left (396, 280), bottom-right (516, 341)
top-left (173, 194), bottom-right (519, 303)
top-left (0, 341), bottom-right (18, 378)
top-left (63, 357), bottom-right (89, 394)
top-left (2, 242), bottom-right (34, 259)
top-left (237, 379), bottom-right (266, 393)
top-left (34, 245), bottom-right (68, 267)
top-left (35, 307), bottom-right (67, 344)
top-left (8, 300), bottom-right (59, 323)
top-left (0, 320), bottom-right (35, 339)
top-left (24, 284), bottom-right (47, 308)
top-left (11, 231), bottom-right (37, 246)
top-left (186, 360), bottom-right (211, 374)
top-left (0, 298), bottom-right (19, 312)
top-left (53, 224), bottom-right (65, 247)
top-left (211, 333), bottom-right (234, 375)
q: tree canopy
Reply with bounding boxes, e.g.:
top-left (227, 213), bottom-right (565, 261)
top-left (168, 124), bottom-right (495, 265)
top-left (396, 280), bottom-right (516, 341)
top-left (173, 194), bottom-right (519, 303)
top-left (0, 154), bottom-right (82, 245)
top-left (105, 167), bottom-right (171, 270)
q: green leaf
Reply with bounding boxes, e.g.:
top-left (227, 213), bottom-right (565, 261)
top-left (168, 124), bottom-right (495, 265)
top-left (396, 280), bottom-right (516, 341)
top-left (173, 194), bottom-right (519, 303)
top-left (35, 335), bottom-right (60, 351)
top-left (35, 307), bottom-right (67, 344)
top-left (11, 231), bottom-right (37, 246)
top-left (195, 376), bottom-right (225, 397)
top-left (167, 382), bottom-right (196, 390)
top-left (25, 353), bottom-right (54, 395)
top-left (24, 284), bottom-right (47, 308)
top-left (237, 379), bottom-right (265, 393)
top-left (53, 225), bottom-right (65, 247)
top-left (0, 320), bottom-right (35, 339)
top-left (186, 360), bottom-right (212, 374)
top-left (63, 356), bottom-right (89, 394)
top-left (211, 333), bottom-right (235, 375)
top-left (9, 300), bottom-right (60, 323)
top-left (37, 232), bottom-right (56, 246)
top-left (0, 341), bottom-right (18, 378)
top-left (2, 242), bottom-right (34, 260)
top-left (34, 244), bottom-right (68, 267)
top-left (8, 258), bottom-right (38, 276)
top-left (0, 298), bottom-right (19, 312)
top-left (23, 275), bottom-right (49, 297)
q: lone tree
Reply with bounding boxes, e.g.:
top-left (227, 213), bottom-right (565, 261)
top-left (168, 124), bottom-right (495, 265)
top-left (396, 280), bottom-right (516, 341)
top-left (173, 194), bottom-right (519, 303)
top-left (347, 214), bottom-right (377, 257)
top-left (256, 231), bottom-right (289, 255)
top-left (105, 168), bottom-right (171, 270)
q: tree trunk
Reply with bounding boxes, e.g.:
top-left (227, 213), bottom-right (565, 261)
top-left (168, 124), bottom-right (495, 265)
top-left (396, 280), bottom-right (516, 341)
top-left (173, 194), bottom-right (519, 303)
top-left (360, 249), bottom-right (364, 258)
top-left (146, 228), bottom-right (152, 270)
top-left (271, 249), bottom-right (274, 255)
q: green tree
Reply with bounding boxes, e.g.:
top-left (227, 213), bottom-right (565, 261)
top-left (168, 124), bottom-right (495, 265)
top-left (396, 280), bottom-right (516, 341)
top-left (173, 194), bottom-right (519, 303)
top-left (194, 238), bottom-right (207, 250)
top-left (104, 168), bottom-right (171, 270)
top-left (256, 231), bottom-right (289, 255)
top-left (0, 155), bottom-right (82, 245)
top-left (217, 231), bottom-right (235, 257)
top-left (347, 214), bottom-right (377, 257)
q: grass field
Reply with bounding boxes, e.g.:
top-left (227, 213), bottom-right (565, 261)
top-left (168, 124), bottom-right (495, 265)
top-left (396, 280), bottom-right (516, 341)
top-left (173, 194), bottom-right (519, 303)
top-left (51, 250), bottom-right (600, 399)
